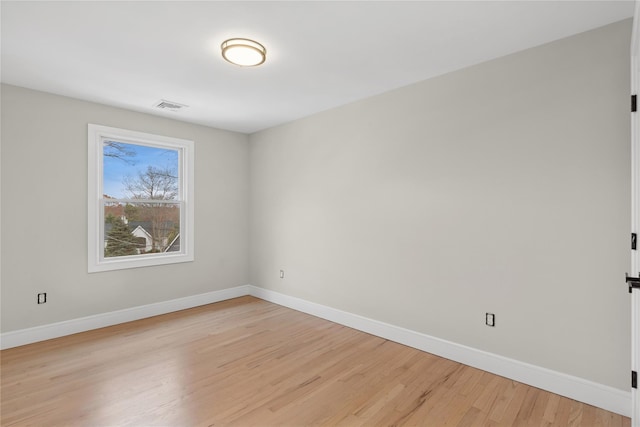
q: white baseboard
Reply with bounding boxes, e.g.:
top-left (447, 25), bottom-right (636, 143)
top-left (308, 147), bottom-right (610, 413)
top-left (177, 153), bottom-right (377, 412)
top-left (0, 285), bottom-right (251, 350)
top-left (247, 285), bottom-right (631, 418)
top-left (1, 284), bottom-right (630, 417)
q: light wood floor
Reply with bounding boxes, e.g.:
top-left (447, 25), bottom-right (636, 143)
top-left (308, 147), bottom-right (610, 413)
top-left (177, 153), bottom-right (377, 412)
top-left (1, 296), bottom-right (631, 426)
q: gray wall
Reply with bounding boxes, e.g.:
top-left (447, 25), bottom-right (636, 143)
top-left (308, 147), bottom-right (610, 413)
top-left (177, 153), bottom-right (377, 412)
top-left (1, 84), bottom-right (250, 332)
top-left (249, 20), bottom-right (632, 390)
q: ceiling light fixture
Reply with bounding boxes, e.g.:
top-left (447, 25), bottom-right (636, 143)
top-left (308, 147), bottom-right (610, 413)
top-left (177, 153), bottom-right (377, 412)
top-left (221, 38), bottom-right (266, 67)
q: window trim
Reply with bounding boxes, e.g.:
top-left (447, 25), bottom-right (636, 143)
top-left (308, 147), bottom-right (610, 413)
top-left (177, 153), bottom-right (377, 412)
top-left (88, 124), bottom-right (194, 273)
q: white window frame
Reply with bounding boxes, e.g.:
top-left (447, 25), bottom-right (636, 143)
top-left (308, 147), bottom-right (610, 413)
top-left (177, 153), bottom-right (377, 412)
top-left (88, 124), bottom-right (194, 272)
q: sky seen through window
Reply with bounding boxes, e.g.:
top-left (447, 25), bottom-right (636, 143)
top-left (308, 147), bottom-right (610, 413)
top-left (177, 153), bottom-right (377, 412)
top-left (103, 141), bottom-right (179, 199)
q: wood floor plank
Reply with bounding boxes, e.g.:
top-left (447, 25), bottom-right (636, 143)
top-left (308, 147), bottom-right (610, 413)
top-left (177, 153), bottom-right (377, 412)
top-left (487, 378), bottom-right (520, 423)
top-left (0, 296), bottom-right (631, 426)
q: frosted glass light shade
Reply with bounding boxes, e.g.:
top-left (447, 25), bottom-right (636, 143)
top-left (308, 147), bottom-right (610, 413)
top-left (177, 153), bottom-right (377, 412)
top-left (221, 38), bottom-right (266, 67)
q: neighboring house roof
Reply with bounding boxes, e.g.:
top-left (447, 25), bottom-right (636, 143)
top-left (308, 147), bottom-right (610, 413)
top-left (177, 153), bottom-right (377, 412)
top-left (105, 221), bottom-right (178, 252)
top-left (128, 221), bottom-right (176, 233)
top-left (131, 225), bottom-right (152, 240)
top-left (104, 222), bottom-right (151, 240)
top-left (164, 234), bottom-right (180, 252)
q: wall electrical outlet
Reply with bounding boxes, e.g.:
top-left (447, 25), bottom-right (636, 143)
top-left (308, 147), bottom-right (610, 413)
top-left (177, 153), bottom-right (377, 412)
top-left (37, 293), bottom-right (47, 304)
top-left (485, 313), bottom-right (495, 327)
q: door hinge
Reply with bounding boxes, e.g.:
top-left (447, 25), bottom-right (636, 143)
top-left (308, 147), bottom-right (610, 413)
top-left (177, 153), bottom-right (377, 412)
top-left (628, 274), bottom-right (640, 293)
top-left (633, 233), bottom-right (637, 250)
top-left (633, 95), bottom-right (637, 112)
top-left (633, 371), bottom-right (637, 389)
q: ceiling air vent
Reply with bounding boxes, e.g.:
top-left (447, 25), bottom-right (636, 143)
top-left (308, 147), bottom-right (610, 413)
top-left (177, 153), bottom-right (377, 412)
top-left (153, 99), bottom-right (188, 111)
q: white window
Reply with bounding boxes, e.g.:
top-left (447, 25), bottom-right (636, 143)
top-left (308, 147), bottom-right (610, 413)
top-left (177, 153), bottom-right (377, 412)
top-left (88, 124), bottom-right (194, 272)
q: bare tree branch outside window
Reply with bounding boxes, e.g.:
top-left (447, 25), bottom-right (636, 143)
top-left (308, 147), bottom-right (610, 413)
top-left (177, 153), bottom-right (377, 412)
top-left (123, 166), bottom-right (178, 200)
top-left (103, 141), bottom-right (136, 164)
top-left (122, 166), bottom-right (179, 252)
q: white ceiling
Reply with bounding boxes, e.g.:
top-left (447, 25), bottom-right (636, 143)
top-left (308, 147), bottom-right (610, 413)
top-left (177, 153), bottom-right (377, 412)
top-left (1, 1), bottom-right (634, 134)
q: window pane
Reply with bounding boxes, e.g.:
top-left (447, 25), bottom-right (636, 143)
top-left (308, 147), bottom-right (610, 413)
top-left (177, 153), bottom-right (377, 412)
top-left (103, 141), bottom-right (179, 200)
top-left (104, 201), bottom-right (181, 258)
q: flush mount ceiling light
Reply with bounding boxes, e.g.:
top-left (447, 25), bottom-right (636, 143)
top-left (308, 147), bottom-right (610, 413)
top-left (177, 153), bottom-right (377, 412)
top-left (221, 38), bottom-right (266, 67)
